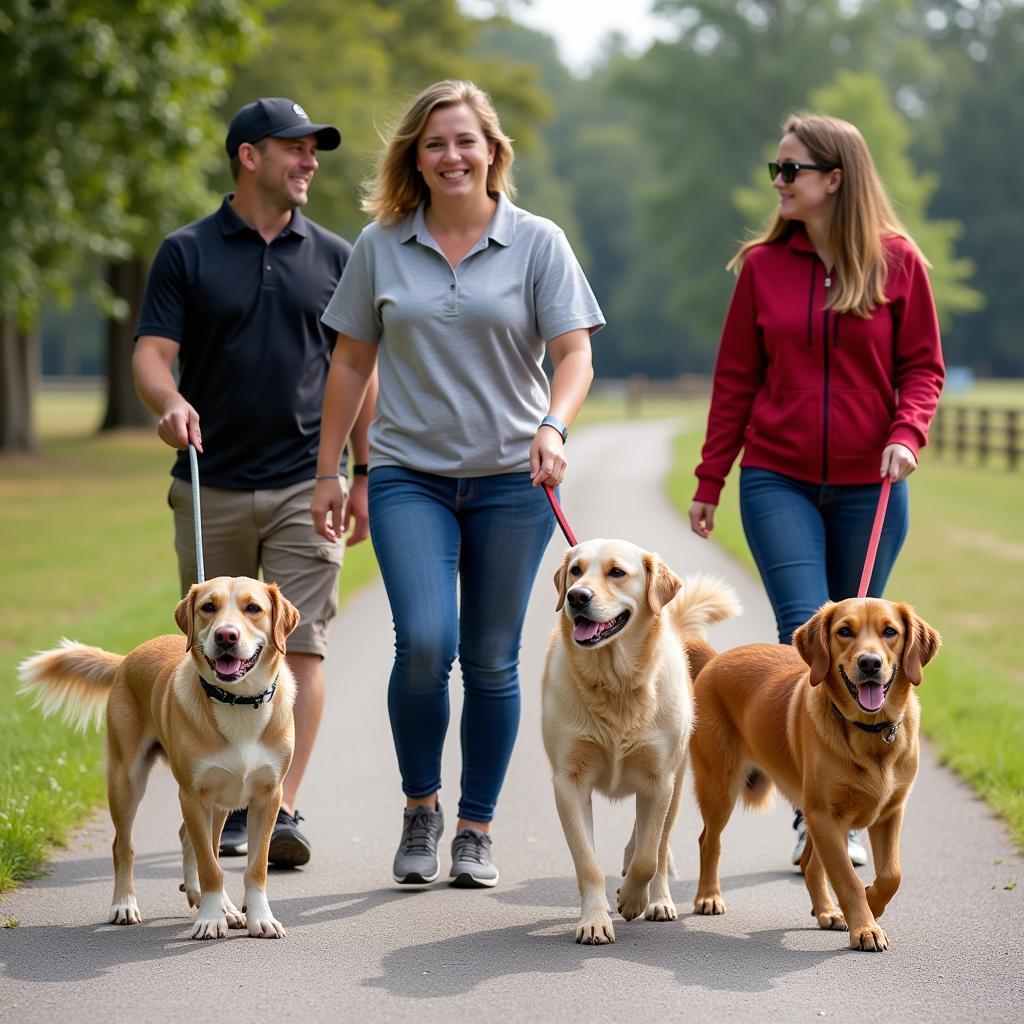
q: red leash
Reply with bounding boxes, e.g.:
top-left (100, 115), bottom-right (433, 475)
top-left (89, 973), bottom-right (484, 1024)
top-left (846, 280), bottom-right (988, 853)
top-left (857, 477), bottom-right (892, 598)
top-left (544, 485), bottom-right (578, 546)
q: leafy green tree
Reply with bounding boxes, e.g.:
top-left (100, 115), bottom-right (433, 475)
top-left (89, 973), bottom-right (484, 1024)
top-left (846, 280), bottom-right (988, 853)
top-left (733, 70), bottom-right (982, 327)
top-left (0, 0), bottom-right (263, 450)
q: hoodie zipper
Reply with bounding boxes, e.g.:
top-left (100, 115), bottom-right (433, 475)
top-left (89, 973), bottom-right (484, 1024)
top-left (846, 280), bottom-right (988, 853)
top-left (821, 272), bottom-right (832, 483)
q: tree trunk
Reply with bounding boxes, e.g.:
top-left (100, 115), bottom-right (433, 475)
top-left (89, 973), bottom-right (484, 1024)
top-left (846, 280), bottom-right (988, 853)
top-left (0, 315), bottom-right (38, 453)
top-left (100, 257), bottom-right (152, 430)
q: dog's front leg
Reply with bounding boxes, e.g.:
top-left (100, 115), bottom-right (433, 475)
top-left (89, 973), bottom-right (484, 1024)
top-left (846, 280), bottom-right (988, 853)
top-left (243, 786), bottom-right (286, 938)
top-left (553, 774), bottom-right (614, 944)
top-left (805, 808), bottom-right (886, 951)
top-left (618, 782), bottom-right (672, 922)
top-left (178, 789), bottom-right (229, 940)
top-left (865, 805), bottom-right (904, 920)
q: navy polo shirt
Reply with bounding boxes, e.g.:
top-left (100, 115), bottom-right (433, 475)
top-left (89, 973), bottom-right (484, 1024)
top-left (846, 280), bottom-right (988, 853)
top-left (136, 195), bottom-right (351, 489)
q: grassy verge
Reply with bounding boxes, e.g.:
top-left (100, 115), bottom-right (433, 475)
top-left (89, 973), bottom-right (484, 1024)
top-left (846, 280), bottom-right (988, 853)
top-left (668, 410), bottom-right (1024, 849)
top-left (0, 399), bottom-right (378, 893)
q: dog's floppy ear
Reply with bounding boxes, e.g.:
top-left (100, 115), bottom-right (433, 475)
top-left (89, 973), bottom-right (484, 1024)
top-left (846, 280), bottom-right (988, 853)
top-left (643, 552), bottom-right (682, 616)
top-left (553, 549), bottom-right (573, 612)
top-left (793, 602), bottom-right (836, 686)
top-left (268, 583), bottom-right (301, 654)
top-left (898, 603), bottom-right (941, 685)
top-left (174, 586), bottom-right (199, 651)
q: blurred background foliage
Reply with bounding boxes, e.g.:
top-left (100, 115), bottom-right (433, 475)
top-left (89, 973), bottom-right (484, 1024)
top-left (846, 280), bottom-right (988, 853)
top-left (3, 0), bottom-right (1023, 449)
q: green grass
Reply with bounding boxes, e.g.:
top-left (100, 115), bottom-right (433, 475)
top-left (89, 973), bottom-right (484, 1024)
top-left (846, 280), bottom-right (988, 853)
top-left (667, 402), bottom-right (1024, 849)
top-left (0, 400), bottom-right (378, 893)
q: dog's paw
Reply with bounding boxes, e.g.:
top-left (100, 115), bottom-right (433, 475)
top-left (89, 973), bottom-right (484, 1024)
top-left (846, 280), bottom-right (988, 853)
top-left (178, 881), bottom-right (201, 909)
top-left (616, 881), bottom-right (650, 922)
top-left (108, 898), bottom-right (141, 925)
top-left (644, 898), bottom-right (677, 922)
top-left (222, 893), bottom-right (246, 930)
top-left (693, 894), bottom-right (726, 915)
top-left (190, 892), bottom-right (229, 940)
top-left (850, 923), bottom-right (888, 952)
top-left (814, 908), bottom-right (848, 930)
top-left (576, 913), bottom-right (615, 945)
top-left (243, 888), bottom-right (286, 939)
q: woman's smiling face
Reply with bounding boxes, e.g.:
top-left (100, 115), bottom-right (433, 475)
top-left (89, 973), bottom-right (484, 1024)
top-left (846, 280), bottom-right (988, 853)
top-left (772, 132), bottom-right (842, 223)
top-left (416, 103), bottom-right (495, 202)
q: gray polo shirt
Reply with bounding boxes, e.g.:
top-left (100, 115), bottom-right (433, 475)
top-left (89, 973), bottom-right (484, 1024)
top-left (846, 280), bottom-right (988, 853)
top-left (321, 192), bottom-right (604, 477)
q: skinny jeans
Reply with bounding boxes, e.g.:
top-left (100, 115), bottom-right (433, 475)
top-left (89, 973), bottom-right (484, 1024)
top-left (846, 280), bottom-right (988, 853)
top-left (368, 465), bottom-right (556, 823)
top-left (739, 467), bottom-right (909, 645)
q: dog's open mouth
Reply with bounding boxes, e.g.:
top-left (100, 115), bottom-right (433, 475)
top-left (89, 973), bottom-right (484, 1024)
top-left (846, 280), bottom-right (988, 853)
top-left (206, 646), bottom-right (263, 683)
top-left (840, 664), bottom-right (897, 713)
top-left (572, 611), bottom-right (630, 646)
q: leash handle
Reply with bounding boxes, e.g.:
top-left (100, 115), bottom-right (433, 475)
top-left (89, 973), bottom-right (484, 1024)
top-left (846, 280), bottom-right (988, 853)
top-left (857, 476), bottom-right (892, 598)
top-left (544, 485), bottom-right (578, 547)
top-left (188, 443), bottom-right (205, 584)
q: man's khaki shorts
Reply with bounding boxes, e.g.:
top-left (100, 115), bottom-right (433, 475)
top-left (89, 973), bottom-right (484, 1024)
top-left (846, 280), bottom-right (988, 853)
top-left (169, 476), bottom-right (346, 658)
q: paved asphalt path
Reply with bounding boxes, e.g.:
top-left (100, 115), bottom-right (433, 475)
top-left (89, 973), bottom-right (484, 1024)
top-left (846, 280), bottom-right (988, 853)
top-left (1, 419), bottom-right (1020, 1023)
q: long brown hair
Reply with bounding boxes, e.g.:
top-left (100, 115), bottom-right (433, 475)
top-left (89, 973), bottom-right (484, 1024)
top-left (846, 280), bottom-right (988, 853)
top-left (729, 113), bottom-right (926, 317)
top-left (362, 80), bottom-right (516, 225)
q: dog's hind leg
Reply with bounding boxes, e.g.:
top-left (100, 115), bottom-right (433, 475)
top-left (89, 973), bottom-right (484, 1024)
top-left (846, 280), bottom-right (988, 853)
top-left (691, 751), bottom-right (739, 915)
top-left (179, 822), bottom-right (200, 909)
top-left (802, 839), bottom-right (847, 930)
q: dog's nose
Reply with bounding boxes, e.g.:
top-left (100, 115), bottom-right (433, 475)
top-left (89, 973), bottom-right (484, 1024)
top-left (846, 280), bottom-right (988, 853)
top-left (567, 587), bottom-right (593, 610)
top-left (858, 652), bottom-right (882, 675)
top-left (214, 625), bottom-right (239, 648)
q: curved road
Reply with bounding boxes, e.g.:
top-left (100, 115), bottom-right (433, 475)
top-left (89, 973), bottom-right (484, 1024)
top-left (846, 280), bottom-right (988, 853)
top-left (1, 418), bottom-right (1020, 1022)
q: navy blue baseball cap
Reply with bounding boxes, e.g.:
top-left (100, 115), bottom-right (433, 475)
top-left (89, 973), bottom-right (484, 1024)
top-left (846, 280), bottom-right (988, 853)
top-left (226, 98), bottom-right (341, 158)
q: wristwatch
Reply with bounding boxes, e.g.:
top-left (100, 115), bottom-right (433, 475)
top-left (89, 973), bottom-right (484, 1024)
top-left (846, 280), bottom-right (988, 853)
top-left (539, 415), bottom-right (568, 444)
top-left (352, 463), bottom-right (369, 477)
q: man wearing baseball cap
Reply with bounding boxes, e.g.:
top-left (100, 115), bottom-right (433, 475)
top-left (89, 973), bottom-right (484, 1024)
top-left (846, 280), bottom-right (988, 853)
top-left (133, 98), bottom-right (375, 867)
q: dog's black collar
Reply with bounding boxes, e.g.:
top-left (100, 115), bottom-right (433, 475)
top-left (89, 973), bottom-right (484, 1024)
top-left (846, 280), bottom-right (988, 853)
top-left (830, 702), bottom-right (903, 744)
top-left (201, 675), bottom-right (277, 709)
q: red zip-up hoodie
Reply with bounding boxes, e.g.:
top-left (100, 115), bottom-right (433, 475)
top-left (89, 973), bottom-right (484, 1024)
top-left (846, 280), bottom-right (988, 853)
top-left (693, 223), bottom-right (945, 506)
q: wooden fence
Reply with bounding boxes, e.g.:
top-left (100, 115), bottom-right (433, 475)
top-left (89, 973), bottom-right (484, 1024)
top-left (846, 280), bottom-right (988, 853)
top-left (927, 405), bottom-right (1020, 470)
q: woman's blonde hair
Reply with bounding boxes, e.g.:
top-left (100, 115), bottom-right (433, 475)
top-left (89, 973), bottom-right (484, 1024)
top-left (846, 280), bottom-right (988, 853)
top-left (362, 80), bottom-right (516, 225)
top-left (729, 113), bottom-right (925, 317)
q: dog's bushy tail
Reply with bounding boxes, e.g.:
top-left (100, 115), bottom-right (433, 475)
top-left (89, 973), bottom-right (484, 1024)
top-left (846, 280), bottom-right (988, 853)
top-left (670, 574), bottom-right (742, 638)
top-left (18, 639), bottom-right (122, 732)
top-left (738, 767), bottom-right (775, 813)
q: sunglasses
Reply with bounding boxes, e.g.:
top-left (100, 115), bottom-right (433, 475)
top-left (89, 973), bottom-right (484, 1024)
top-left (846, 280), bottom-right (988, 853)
top-left (769, 160), bottom-right (840, 184)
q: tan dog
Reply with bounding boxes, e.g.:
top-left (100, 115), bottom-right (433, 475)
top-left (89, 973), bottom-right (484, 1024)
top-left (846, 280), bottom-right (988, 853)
top-left (689, 597), bottom-right (941, 951)
top-left (19, 577), bottom-right (299, 940)
top-left (542, 539), bottom-right (740, 944)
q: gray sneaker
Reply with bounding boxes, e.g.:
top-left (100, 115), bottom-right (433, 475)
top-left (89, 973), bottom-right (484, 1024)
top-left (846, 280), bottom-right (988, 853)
top-left (449, 827), bottom-right (499, 888)
top-left (792, 809), bottom-right (869, 867)
top-left (393, 803), bottom-right (444, 884)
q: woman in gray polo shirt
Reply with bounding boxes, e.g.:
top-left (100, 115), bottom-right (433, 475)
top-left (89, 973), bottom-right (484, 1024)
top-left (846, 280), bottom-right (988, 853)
top-left (312, 79), bottom-right (604, 889)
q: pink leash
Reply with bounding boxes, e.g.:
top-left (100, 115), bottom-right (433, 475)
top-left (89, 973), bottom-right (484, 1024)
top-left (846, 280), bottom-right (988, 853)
top-left (857, 476), bottom-right (892, 598)
top-left (544, 485), bottom-right (578, 546)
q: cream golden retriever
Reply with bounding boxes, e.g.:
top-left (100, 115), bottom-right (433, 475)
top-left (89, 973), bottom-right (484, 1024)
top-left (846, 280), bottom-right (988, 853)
top-left (19, 577), bottom-right (299, 940)
top-left (690, 597), bottom-right (940, 951)
top-left (542, 538), bottom-right (740, 944)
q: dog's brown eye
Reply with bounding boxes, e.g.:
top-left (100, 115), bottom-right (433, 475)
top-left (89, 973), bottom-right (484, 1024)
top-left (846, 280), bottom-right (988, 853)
top-left (883, 626), bottom-right (899, 638)
top-left (200, 601), bottom-right (215, 614)
top-left (569, 566), bottom-right (582, 577)
top-left (837, 625), bottom-right (853, 637)
top-left (608, 567), bottom-right (626, 578)
top-left (245, 603), bottom-right (261, 614)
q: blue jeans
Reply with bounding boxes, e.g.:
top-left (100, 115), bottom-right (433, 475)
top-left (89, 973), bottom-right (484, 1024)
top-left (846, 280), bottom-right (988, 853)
top-left (368, 466), bottom-right (556, 823)
top-left (739, 467), bottom-right (909, 645)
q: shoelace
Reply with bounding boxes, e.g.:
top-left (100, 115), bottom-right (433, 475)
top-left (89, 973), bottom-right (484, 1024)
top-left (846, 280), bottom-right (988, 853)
top-left (452, 831), bottom-right (490, 865)
top-left (402, 809), bottom-right (439, 855)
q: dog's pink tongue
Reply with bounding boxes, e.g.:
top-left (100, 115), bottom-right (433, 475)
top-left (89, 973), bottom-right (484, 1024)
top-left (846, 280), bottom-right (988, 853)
top-left (859, 682), bottom-right (885, 711)
top-left (574, 620), bottom-right (601, 642)
top-left (216, 656), bottom-right (242, 676)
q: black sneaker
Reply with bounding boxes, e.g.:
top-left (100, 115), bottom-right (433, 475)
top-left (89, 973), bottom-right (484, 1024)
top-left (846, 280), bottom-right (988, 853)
top-left (219, 808), bottom-right (248, 857)
top-left (268, 808), bottom-right (311, 868)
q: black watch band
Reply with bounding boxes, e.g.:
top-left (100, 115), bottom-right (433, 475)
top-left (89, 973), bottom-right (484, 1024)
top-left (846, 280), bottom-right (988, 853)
top-left (352, 463), bottom-right (369, 477)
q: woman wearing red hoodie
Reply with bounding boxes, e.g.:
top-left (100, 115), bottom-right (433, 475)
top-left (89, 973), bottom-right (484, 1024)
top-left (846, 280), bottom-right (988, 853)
top-left (688, 113), bottom-right (944, 866)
